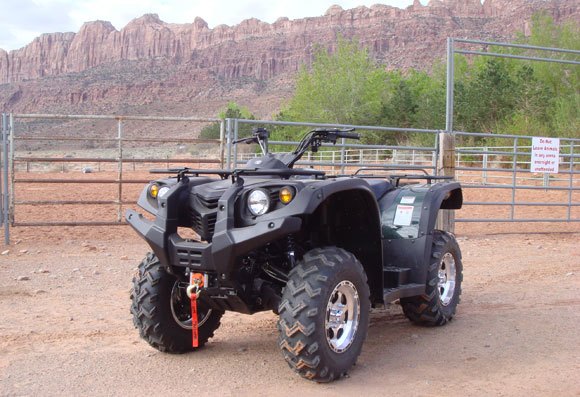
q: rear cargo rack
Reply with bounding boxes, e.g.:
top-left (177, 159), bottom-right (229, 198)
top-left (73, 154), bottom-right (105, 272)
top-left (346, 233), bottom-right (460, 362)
top-left (353, 166), bottom-right (430, 176)
top-left (350, 166), bottom-right (453, 186)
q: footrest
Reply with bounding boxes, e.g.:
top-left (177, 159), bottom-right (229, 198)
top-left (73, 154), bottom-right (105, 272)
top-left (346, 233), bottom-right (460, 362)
top-left (383, 267), bottom-right (411, 287)
top-left (383, 283), bottom-right (424, 303)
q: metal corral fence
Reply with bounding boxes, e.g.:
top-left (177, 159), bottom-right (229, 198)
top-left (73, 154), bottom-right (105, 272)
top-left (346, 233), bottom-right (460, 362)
top-left (226, 119), bottom-right (439, 173)
top-left (454, 132), bottom-right (579, 223)
top-left (1, 116), bottom-right (442, 243)
top-left (1, 114), bottom-right (579, 244)
top-left (228, 119), bottom-right (580, 224)
top-left (443, 38), bottom-right (580, 225)
top-left (0, 114), bottom-right (224, 241)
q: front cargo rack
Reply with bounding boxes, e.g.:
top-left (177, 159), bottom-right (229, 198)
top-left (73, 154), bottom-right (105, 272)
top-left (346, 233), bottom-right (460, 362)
top-left (150, 167), bottom-right (326, 182)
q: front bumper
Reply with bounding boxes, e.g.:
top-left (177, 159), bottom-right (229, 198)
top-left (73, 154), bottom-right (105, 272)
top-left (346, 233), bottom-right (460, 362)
top-left (125, 208), bottom-right (302, 276)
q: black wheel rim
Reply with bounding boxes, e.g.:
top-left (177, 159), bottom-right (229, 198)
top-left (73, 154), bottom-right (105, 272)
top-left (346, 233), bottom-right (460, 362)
top-left (170, 281), bottom-right (213, 330)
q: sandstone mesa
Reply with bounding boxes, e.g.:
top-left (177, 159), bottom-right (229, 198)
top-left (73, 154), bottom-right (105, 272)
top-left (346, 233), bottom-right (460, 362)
top-left (0, 0), bottom-right (577, 117)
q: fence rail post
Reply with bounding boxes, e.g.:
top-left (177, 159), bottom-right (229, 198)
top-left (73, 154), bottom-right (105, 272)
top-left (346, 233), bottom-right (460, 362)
top-left (233, 119), bottom-right (239, 169)
top-left (1, 114), bottom-right (4, 226)
top-left (219, 120), bottom-right (225, 168)
top-left (568, 141), bottom-right (575, 221)
top-left (340, 138), bottom-right (346, 174)
top-left (9, 114), bottom-right (14, 228)
top-left (437, 131), bottom-right (456, 232)
top-left (117, 119), bottom-right (123, 223)
top-left (483, 148), bottom-right (488, 185)
top-left (445, 37), bottom-right (455, 135)
top-left (2, 114), bottom-right (10, 244)
top-left (510, 138), bottom-right (518, 220)
top-left (225, 118), bottom-right (232, 170)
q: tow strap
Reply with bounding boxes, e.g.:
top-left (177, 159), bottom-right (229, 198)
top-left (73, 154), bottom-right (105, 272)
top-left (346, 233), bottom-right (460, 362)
top-left (190, 292), bottom-right (199, 347)
top-left (187, 273), bottom-right (205, 348)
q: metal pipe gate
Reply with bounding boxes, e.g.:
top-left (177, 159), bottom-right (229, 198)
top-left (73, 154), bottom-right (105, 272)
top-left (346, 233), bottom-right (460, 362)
top-left (1, 114), bottom-right (223, 243)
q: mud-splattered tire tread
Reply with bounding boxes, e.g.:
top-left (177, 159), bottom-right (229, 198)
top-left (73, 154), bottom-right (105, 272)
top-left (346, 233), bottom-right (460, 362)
top-left (130, 252), bottom-right (222, 353)
top-left (401, 230), bottom-right (463, 326)
top-left (277, 247), bottom-right (370, 382)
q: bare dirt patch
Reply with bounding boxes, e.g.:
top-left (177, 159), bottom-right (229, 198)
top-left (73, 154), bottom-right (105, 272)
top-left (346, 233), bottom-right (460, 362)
top-left (1, 232), bottom-right (579, 396)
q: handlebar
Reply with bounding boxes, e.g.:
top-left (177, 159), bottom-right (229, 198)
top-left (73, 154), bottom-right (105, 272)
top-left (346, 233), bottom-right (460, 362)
top-left (310, 128), bottom-right (360, 142)
top-left (231, 126), bottom-right (361, 168)
top-left (334, 131), bottom-right (360, 140)
top-left (233, 136), bottom-right (257, 144)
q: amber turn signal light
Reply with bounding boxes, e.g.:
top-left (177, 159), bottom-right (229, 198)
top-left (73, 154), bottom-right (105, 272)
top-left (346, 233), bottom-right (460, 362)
top-left (149, 183), bottom-right (159, 199)
top-left (279, 186), bottom-right (295, 204)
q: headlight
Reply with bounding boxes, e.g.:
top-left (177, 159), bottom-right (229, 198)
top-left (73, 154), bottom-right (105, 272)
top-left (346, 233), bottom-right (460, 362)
top-left (247, 189), bottom-right (270, 216)
top-left (157, 186), bottom-right (170, 199)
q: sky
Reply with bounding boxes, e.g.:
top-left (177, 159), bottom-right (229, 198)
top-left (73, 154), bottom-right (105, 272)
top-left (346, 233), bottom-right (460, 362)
top-left (0, 0), bottom-right (422, 51)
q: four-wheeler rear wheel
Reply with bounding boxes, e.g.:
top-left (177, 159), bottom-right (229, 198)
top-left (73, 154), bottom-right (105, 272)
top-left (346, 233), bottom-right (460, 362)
top-left (401, 230), bottom-right (463, 326)
top-left (130, 253), bottom-right (223, 353)
top-left (277, 247), bottom-right (370, 382)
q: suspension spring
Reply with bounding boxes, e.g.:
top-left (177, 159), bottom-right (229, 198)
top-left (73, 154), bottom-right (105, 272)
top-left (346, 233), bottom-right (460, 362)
top-left (286, 234), bottom-right (297, 267)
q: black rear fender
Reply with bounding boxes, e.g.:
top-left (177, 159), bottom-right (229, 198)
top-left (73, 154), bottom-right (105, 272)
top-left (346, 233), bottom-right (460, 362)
top-left (379, 182), bottom-right (462, 287)
top-left (423, 184), bottom-right (462, 234)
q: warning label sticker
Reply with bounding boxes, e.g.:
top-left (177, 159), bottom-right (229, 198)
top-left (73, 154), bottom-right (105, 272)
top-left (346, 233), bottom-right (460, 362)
top-left (393, 205), bottom-right (414, 226)
top-left (400, 196), bottom-right (416, 204)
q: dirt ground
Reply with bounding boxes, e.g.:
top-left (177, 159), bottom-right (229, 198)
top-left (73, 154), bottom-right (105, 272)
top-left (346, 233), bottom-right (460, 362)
top-left (1, 174), bottom-right (579, 396)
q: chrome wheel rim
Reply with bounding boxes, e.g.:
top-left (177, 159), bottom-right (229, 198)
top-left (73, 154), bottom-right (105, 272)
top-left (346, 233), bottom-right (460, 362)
top-left (170, 282), bottom-right (212, 330)
top-left (325, 280), bottom-right (360, 353)
top-left (438, 252), bottom-right (457, 306)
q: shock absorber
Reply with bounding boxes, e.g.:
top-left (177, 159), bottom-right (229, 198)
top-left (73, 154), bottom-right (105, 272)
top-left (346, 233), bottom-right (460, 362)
top-left (286, 234), bottom-right (296, 267)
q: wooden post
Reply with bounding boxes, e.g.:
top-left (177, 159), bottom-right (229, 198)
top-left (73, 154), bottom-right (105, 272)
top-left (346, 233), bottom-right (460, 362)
top-left (437, 132), bottom-right (456, 232)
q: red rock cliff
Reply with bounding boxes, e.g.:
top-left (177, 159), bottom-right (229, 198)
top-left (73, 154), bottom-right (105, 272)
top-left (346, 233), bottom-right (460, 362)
top-left (1, 0), bottom-right (578, 85)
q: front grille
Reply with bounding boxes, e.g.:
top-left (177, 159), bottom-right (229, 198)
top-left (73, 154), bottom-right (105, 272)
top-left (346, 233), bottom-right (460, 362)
top-left (269, 188), bottom-right (279, 203)
top-left (192, 212), bottom-right (204, 233)
top-left (190, 192), bottom-right (220, 242)
top-left (176, 247), bottom-right (204, 266)
top-left (207, 213), bottom-right (217, 235)
top-left (198, 195), bottom-right (219, 209)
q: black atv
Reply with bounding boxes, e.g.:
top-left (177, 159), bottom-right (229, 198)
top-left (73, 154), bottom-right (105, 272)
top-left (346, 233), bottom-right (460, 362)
top-left (126, 127), bottom-right (463, 382)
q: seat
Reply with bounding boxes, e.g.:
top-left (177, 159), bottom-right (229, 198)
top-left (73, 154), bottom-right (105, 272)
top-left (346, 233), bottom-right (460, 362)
top-left (364, 179), bottom-right (393, 199)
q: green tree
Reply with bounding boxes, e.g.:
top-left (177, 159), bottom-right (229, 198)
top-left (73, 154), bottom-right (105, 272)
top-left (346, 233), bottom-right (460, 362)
top-left (408, 67), bottom-right (447, 130)
top-left (274, 13), bottom-right (579, 148)
top-left (378, 68), bottom-right (446, 145)
top-left (274, 37), bottom-right (388, 143)
top-left (454, 57), bottom-right (519, 133)
top-left (199, 102), bottom-right (257, 140)
top-left (380, 75), bottom-right (417, 129)
top-left (524, 14), bottom-right (579, 138)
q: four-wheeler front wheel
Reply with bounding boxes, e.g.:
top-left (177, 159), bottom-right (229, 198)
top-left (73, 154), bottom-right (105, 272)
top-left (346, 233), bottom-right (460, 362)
top-left (400, 230), bottom-right (463, 326)
top-left (277, 247), bottom-right (370, 382)
top-left (130, 253), bottom-right (223, 353)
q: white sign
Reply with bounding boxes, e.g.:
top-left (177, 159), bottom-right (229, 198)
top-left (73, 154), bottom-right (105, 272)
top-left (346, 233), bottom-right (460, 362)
top-left (531, 137), bottom-right (560, 174)
top-left (393, 205), bottom-right (414, 226)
